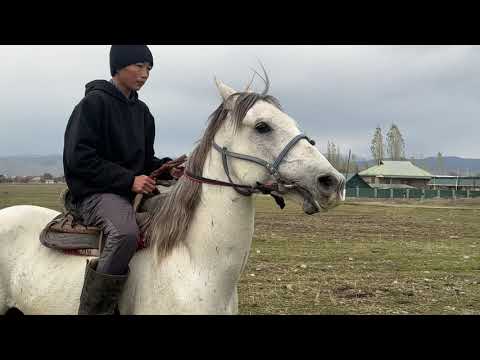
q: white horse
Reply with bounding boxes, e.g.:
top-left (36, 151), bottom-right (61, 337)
top-left (0, 77), bottom-right (345, 314)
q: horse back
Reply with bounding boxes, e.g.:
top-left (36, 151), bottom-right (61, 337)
top-left (0, 205), bottom-right (59, 250)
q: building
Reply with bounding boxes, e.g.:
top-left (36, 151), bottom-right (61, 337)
top-left (28, 176), bottom-right (42, 183)
top-left (358, 161), bottom-right (433, 189)
top-left (427, 176), bottom-right (480, 191)
top-left (344, 173), bottom-right (371, 189)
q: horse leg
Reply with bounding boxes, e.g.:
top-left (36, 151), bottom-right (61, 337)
top-left (0, 275), bottom-right (8, 315)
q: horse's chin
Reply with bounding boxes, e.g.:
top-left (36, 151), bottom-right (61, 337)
top-left (300, 188), bottom-right (342, 215)
top-left (280, 185), bottom-right (341, 215)
top-left (303, 198), bottom-right (320, 215)
top-left (293, 185), bottom-right (323, 215)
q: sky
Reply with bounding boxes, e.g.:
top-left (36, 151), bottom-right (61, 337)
top-left (1, 45), bottom-right (480, 160)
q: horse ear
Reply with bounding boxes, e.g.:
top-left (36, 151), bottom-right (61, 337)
top-left (214, 77), bottom-right (238, 109)
top-left (244, 72), bottom-right (255, 93)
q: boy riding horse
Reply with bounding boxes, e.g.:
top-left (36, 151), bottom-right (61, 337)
top-left (63, 45), bottom-right (173, 315)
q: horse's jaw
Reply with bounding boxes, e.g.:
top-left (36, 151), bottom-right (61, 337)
top-left (281, 185), bottom-right (344, 215)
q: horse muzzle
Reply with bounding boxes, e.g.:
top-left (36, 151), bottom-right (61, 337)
top-left (294, 172), bottom-right (346, 215)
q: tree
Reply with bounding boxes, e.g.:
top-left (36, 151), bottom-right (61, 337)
top-left (43, 173), bottom-right (54, 180)
top-left (344, 150), bottom-right (358, 176)
top-left (350, 154), bottom-right (359, 173)
top-left (326, 141), bottom-right (333, 164)
top-left (326, 141), bottom-right (338, 168)
top-left (335, 144), bottom-right (342, 170)
top-left (325, 142), bottom-right (361, 174)
top-left (386, 124), bottom-right (405, 160)
top-left (435, 152), bottom-right (445, 175)
top-left (370, 126), bottom-right (384, 165)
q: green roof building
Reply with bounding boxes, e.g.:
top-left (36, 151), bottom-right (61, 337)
top-left (427, 176), bottom-right (480, 190)
top-left (343, 173), bottom-right (371, 189)
top-left (358, 161), bottom-right (433, 189)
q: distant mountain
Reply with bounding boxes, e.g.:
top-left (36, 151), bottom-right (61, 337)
top-left (413, 157), bottom-right (480, 176)
top-left (0, 155), bottom-right (63, 177)
top-left (2, 154), bottom-right (480, 177)
top-left (357, 157), bottom-right (480, 176)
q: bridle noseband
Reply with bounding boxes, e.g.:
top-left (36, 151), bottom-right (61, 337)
top-left (184, 133), bottom-right (316, 208)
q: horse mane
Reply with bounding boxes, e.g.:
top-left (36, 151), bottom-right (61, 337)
top-left (146, 76), bottom-right (282, 260)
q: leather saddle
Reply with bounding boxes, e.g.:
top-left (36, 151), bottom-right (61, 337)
top-left (39, 155), bottom-right (187, 257)
top-left (39, 190), bottom-right (156, 257)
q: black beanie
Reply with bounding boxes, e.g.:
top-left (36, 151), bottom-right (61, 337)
top-left (109, 45), bottom-right (154, 76)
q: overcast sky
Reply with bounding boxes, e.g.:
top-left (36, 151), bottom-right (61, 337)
top-left (1, 45), bottom-right (480, 160)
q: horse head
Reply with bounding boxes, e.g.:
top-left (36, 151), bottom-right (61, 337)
top-left (212, 75), bottom-right (346, 214)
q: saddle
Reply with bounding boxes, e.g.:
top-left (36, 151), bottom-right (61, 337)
top-left (39, 155), bottom-right (187, 257)
top-left (39, 190), bottom-right (156, 257)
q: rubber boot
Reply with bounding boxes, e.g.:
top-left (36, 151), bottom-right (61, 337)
top-left (78, 259), bottom-right (129, 315)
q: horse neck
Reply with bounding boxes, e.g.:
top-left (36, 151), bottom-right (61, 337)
top-left (183, 145), bottom-right (255, 286)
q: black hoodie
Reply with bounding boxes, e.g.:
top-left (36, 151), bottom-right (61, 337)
top-left (63, 80), bottom-right (171, 203)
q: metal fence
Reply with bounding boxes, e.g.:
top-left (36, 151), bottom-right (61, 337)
top-left (346, 187), bottom-right (480, 199)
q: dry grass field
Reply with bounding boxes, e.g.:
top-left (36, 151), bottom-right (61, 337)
top-left (1, 184), bottom-right (479, 314)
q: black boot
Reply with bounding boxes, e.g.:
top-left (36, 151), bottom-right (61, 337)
top-left (78, 259), bottom-right (129, 315)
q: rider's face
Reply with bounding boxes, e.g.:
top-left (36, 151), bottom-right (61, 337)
top-left (116, 62), bottom-right (151, 92)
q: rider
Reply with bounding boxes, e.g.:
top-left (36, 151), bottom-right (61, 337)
top-left (63, 45), bottom-right (173, 315)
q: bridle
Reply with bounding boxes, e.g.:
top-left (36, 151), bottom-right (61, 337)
top-left (184, 133), bottom-right (316, 208)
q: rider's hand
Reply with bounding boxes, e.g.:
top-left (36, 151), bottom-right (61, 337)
top-left (132, 175), bottom-right (156, 194)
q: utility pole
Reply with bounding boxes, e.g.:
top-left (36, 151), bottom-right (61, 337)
top-left (345, 149), bottom-right (351, 180)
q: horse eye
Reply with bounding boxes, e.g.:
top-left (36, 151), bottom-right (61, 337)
top-left (255, 122), bottom-right (272, 134)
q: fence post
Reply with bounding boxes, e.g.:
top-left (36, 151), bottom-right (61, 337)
top-left (422, 189), bottom-right (425, 201)
top-left (374, 188), bottom-right (377, 198)
top-left (437, 189), bottom-right (440, 199)
top-left (390, 188), bottom-right (394, 199)
top-left (467, 189), bottom-right (470, 198)
top-left (452, 189), bottom-right (456, 200)
top-left (356, 186), bottom-right (359, 198)
top-left (406, 189), bottom-right (410, 199)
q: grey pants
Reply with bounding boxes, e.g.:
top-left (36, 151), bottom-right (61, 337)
top-left (78, 193), bottom-right (138, 275)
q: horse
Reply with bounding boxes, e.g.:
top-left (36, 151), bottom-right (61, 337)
top-left (0, 75), bottom-right (345, 314)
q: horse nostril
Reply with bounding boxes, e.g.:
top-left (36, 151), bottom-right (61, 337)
top-left (317, 175), bottom-right (338, 192)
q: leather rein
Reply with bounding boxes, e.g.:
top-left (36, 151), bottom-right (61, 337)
top-left (184, 133), bottom-right (316, 209)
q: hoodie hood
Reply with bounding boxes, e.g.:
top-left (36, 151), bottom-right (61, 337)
top-left (85, 80), bottom-right (139, 104)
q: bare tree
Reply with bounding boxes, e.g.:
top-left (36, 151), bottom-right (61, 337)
top-left (325, 142), bottom-right (361, 173)
top-left (335, 144), bottom-right (342, 170)
top-left (370, 126), bottom-right (384, 165)
top-left (326, 141), bottom-right (338, 168)
top-left (386, 124), bottom-right (405, 160)
top-left (350, 154), bottom-right (359, 173)
top-left (344, 149), bottom-right (358, 176)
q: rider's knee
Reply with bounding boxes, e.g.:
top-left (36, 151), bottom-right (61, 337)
top-left (118, 223), bottom-right (140, 251)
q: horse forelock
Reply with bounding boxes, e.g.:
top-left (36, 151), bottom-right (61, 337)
top-left (147, 86), bottom-right (282, 261)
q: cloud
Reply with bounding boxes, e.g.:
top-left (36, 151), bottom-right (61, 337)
top-left (1, 45), bottom-right (479, 159)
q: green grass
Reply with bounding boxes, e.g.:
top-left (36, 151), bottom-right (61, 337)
top-left (0, 183), bottom-right (67, 211)
top-left (1, 184), bottom-right (479, 314)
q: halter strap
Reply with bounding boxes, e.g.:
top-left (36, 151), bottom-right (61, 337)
top-left (184, 170), bottom-right (256, 192)
top-left (212, 134), bottom-right (315, 181)
top-left (183, 170), bottom-right (286, 208)
top-left (183, 132), bottom-right (316, 210)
